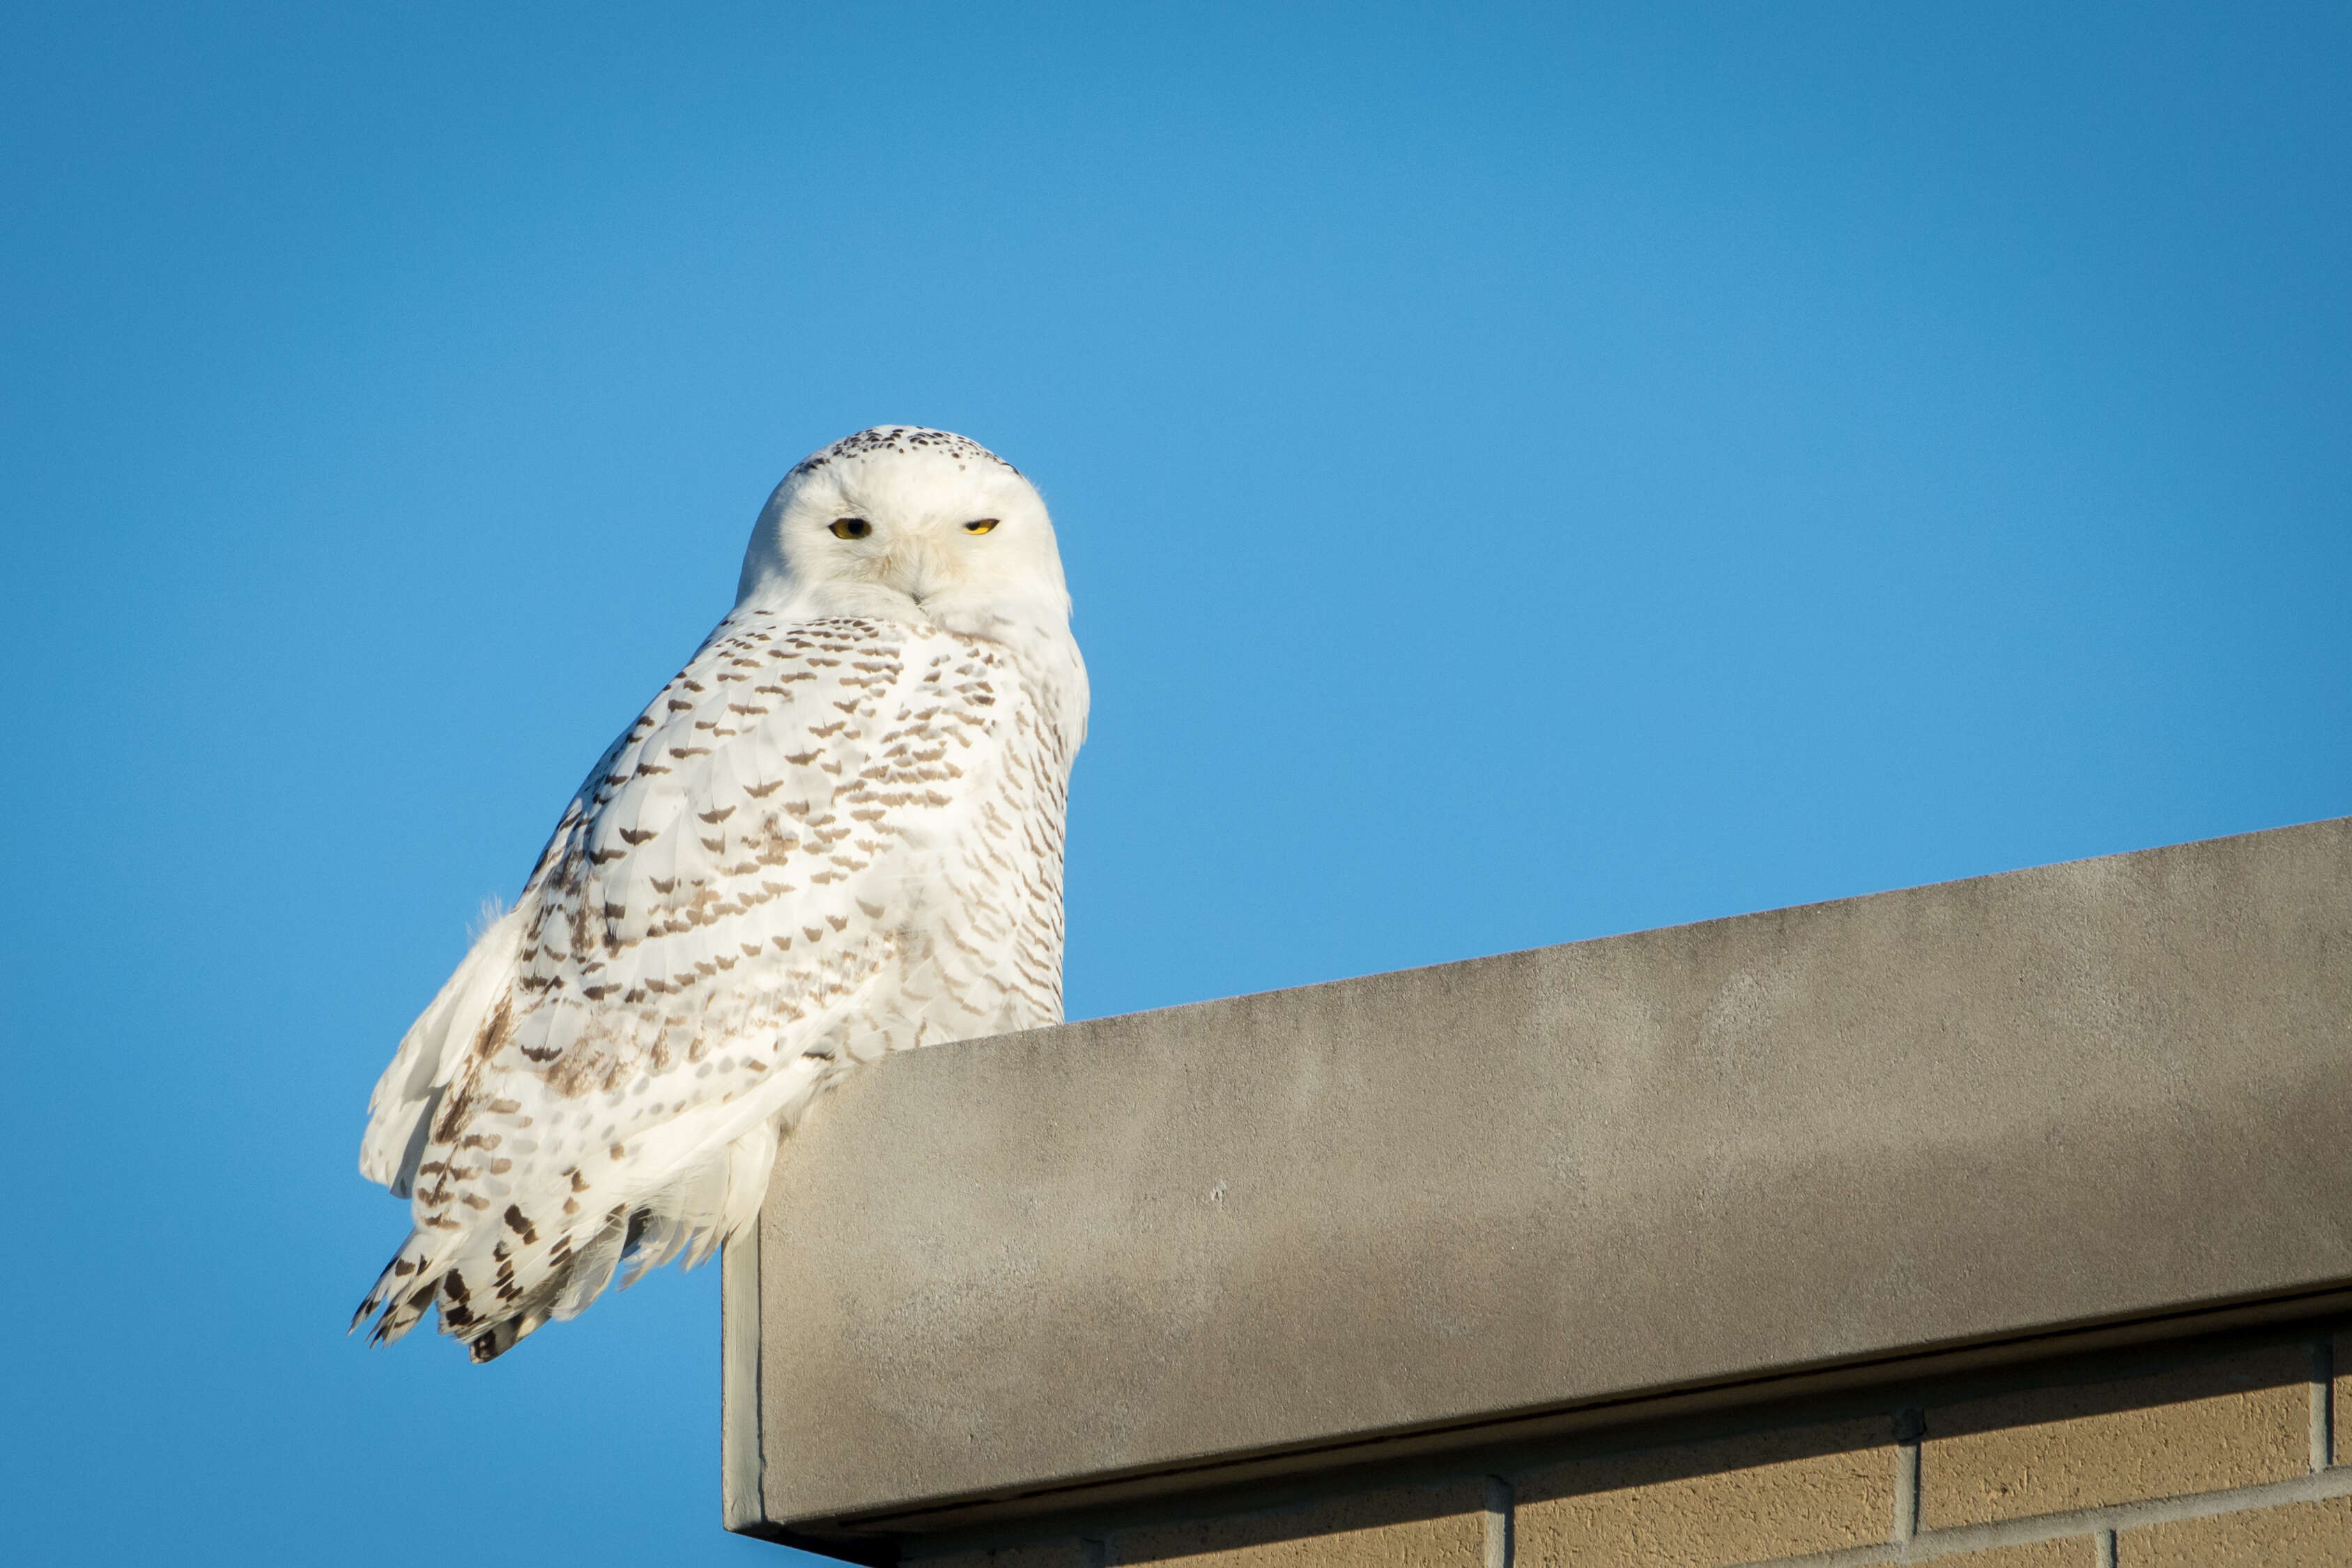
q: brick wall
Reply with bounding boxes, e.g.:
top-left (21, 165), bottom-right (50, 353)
top-left (912, 1325), bottom-right (2351, 1568)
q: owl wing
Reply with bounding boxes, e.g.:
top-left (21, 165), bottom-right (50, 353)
top-left (355, 610), bottom-right (1024, 1358)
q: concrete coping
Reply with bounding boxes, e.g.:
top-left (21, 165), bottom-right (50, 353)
top-left (724, 816), bottom-right (2352, 1558)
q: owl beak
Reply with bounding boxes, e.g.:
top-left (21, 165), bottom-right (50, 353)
top-left (889, 537), bottom-right (952, 607)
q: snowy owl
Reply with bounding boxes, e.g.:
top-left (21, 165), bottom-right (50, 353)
top-left (353, 426), bottom-right (1087, 1361)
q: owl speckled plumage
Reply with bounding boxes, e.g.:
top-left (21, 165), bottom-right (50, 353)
top-left (354, 428), bottom-right (1087, 1360)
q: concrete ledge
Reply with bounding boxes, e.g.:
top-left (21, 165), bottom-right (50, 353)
top-left (725, 817), bottom-right (2352, 1557)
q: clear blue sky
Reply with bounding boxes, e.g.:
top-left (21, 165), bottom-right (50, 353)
top-left (3, 4), bottom-right (2346, 1564)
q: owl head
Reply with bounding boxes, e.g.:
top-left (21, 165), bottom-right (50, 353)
top-left (737, 426), bottom-right (1071, 630)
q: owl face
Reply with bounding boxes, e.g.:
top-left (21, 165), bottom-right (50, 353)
top-left (737, 429), bottom-right (1070, 626)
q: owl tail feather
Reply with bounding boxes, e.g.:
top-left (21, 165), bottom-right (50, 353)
top-left (349, 1107), bottom-right (793, 1361)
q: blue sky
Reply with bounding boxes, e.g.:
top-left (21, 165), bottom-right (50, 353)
top-left (3, 4), bottom-right (2346, 1564)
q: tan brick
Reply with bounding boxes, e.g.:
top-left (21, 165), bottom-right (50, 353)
top-left (1921, 1346), bottom-right (2309, 1527)
top-left (1108, 1480), bottom-right (1483, 1567)
top-left (1511, 1416), bottom-right (1892, 1568)
top-left (1932, 1542), bottom-right (2100, 1567)
top-left (2117, 1494), bottom-right (2352, 1567)
top-left (921, 1543), bottom-right (1093, 1568)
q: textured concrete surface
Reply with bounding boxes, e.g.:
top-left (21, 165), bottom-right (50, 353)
top-left (1511, 1417), bottom-right (1893, 1566)
top-left (1107, 1479), bottom-right (1485, 1567)
top-left (2117, 1493), bottom-right (2352, 1567)
top-left (731, 816), bottom-right (2352, 1541)
top-left (1919, 1346), bottom-right (2313, 1527)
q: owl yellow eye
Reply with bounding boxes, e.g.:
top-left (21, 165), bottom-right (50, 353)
top-left (829, 517), bottom-right (871, 539)
top-left (962, 518), bottom-right (999, 535)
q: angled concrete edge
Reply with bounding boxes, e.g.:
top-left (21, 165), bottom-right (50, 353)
top-left (721, 1227), bottom-right (762, 1532)
top-left (725, 816), bottom-right (2352, 1553)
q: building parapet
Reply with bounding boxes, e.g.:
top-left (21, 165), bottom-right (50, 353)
top-left (725, 817), bottom-right (2352, 1565)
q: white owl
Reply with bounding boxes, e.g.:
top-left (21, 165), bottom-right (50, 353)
top-left (353, 427), bottom-right (1087, 1361)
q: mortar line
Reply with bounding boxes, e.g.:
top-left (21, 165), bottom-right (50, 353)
top-left (1481, 1473), bottom-right (1514, 1568)
top-left (2314, 1335), bottom-right (2337, 1472)
top-left (1890, 1408), bottom-right (1923, 1545)
top-left (2093, 1527), bottom-right (2117, 1568)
